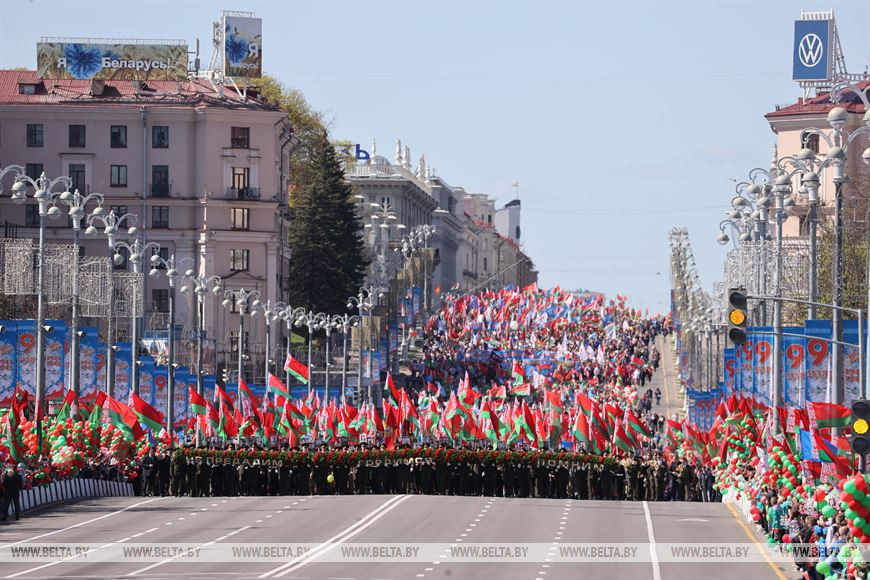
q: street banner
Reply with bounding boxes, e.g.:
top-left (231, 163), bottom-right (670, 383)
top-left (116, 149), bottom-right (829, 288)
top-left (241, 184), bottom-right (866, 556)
top-left (79, 326), bottom-right (99, 401)
top-left (113, 342), bottom-right (132, 403)
top-left (0, 322), bottom-right (17, 405)
top-left (223, 15), bottom-right (262, 78)
top-left (723, 348), bottom-right (736, 397)
top-left (782, 327), bottom-right (806, 407)
top-left (153, 362), bottom-right (169, 416)
top-left (16, 320), bottom-right (37, 397)
top-left (805, 320), bottom-right (832, 402)
top-left (843, 320), bottom-right (863, 407)
top-left (739, 336), bottom-right (753, 400)
top-left (172, 367), bottom-right (191, 428)
top-left (138, 356), bottom-right (156, 407)
top-left (44, 321), bottom-right (67, 401)
top-left (751, 327), bottom-right (773, 407)
top-left (413, 287), bottom-right (422, 316)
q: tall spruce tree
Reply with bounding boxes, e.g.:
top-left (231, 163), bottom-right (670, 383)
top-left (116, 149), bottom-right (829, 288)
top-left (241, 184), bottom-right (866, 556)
top-left (286, 131), bottom-right (367, 313)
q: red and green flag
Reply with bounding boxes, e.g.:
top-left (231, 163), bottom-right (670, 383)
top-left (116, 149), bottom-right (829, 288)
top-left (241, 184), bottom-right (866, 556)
top-left (810, 401), bottom-right (852, 429)
top-left (107, 396), bottom-right (143, 442)
top-left (55, 390), bottom-right (78, 422)
top-left (130, 393), bottom-right (165, 432)
top-left (626, 410), bottom-right (652, 439)
top-left (511, 361), bottom-right (525, 385)
top-left (284, 355), bottom-right (309, 385)
top-left (189, 388), bottom-right (208, 417)
top-left (267, 373), bottom-right (290, 403)
top-left (89, 391), bottom-right (107, 429)
top-left (613, 423), bottom-right (635, 455)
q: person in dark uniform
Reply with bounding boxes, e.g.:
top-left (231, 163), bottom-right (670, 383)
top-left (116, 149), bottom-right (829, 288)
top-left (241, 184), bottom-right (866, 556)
top-left (503, 456), bottom-right (516, 498)
top-left (157, 452), bottom-right (171, 496)
top-left (1, 466), bottom-right (23, 521)
top-left (517, 458), bottom-right (531, 498)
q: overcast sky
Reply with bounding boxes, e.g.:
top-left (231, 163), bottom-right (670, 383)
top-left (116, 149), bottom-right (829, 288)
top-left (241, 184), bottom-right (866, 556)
top-left (2, 0), bottom-right (869, 313)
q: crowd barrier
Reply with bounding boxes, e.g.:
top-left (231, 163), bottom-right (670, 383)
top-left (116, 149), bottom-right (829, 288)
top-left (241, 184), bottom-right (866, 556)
top-left (18, 478), bottom-right (133, 513)
top-left (722, 489), bottom-right (753, 520)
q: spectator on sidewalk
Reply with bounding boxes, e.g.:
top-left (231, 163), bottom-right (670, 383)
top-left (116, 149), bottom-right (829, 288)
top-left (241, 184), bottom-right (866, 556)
top-left (1, 465), bottom-right (23, 521)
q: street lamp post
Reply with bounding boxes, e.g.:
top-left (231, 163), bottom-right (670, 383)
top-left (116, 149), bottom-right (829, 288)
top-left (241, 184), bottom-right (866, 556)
top-left (275, 306), bottom-right (307, 388)
top-left (58, 189), bottom-right (106, 396)
top-left (221, 289), bottom-right (260, 397)
top-left (180, 274), bottom-right (222, 396)
top-left (348, 287), bottom-right (376, 403)
top-left (87, 211), bottom-right (142, 393)
top-left (9, 170), bottom-right (74, 456)
top-left (252, 300), bottom-right (282, 385)
top-left (333, 313), bottom-right (361, 405)
top-left (294, 310), bottom-right (327, 395)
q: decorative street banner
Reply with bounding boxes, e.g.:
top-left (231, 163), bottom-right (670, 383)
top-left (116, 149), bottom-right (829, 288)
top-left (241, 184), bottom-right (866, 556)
top-left (138, 356), bottom-right (157, 407)
top-left (723, 348), bottom-right (736, 397)
top-left (16, 321), bottom-right (37, 398)
top-left (113, 342), bottom-right (132, 403)
top-left (843, 320), bottom-right (863, 407)
top-left (44, 322), bottom-right (67, 401)
top-left (153, 363), bottom-right (170, 416)
top-left (223, 15), bottom-right (262, 78)
top-left (782, 328), bottom-right (806, 407)
top-left (805, 320), bottom-right (832, 403)
top-left (413, 287), bottom-right (422, 317)
top-left (173, 367), bottom-right (191, 428)
top-left (79, 327), bottom-right (99, 401)
top-left (0, 322), bottom-right (17, 405)
top-left (739, 338), bottom-right (753, 400)
top-left (37, 42), bottom-right (189, 80)
top-left (752, 327), bottom-right (773, 407)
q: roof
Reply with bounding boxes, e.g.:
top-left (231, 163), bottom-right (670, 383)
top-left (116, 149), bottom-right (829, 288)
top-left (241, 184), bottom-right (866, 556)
top-left (766, 81), bottom-right (869, 119)
top-left (0, 70), bottom-right (280, 112)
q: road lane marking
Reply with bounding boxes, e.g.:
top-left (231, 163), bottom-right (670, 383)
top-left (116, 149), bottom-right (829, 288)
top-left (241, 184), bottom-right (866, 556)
top-left (5, 541), bottom-right (116, 578)
top-left (725, 501), bottom-right (788, 580)
top-left (676, 518), bottom-right (709, 522)
top-left (642, 501), bottom-right (661, 580)
top-left (1, 497), bottom-right (162, 549)
top-left (260, 495), bottom-right (412, 578)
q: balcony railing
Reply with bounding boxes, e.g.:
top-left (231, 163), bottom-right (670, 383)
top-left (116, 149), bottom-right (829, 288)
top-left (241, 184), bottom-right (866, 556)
top-left (226, 187), bottom-right (260, 200)
top-left (150, 182), bottom-right (170, 197)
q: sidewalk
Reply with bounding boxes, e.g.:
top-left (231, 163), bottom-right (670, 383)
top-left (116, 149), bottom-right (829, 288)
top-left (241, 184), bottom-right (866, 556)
top-left (651, 333), bottom-right (684, 421)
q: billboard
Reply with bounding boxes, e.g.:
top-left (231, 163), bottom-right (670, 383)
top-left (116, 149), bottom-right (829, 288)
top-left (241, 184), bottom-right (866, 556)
top-left (223, 15), bottom-right (262, 78)
top-left (792, 19), bottom-right (833, 81)
top-left (37, 42), bottom-right (188, 81)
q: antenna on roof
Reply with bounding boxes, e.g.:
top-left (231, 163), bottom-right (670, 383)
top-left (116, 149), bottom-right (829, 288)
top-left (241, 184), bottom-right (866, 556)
top-left (511, 182), bottom-right (519, 200)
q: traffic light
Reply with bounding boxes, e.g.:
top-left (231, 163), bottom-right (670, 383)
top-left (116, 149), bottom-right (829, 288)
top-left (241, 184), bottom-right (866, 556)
top-left (727, 288), bottom-right (748, 346)
top-left (851, 400), bottom-right (870, 455)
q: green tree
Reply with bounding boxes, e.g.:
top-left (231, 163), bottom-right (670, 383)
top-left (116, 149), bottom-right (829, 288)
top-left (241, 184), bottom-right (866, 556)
top-left (285, 131), bottom-right (367, 314)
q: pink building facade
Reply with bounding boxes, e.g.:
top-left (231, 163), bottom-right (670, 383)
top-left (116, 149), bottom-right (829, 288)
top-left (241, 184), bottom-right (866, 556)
top-left (0, 71), bottom-right (291, 383)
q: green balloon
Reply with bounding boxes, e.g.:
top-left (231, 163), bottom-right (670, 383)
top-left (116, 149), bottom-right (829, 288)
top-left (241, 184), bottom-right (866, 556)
top-left (845, 509), bottom-right (856, 521)
top-left (816, 561), bottom-right (830, 575)
top-left (855, 489), bottom-right (865, 501)
top-left (855, 516), bottom-right (866, 529)
top-left (845, 480), bottom-right (857, 494)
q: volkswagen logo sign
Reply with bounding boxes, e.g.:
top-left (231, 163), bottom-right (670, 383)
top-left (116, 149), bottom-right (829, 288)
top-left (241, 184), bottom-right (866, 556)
top-left (798, 33), bottom-right (824, 68)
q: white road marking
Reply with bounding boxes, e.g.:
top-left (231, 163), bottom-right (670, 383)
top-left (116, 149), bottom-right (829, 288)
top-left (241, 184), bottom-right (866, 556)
top-left (643, 500), bottom-right (662, 580)
top-left (212, 503), bottom-right (218, 507)
top-left (116, 537), bottom-right (132, 543)
top-left (1, 497), bottom-right (162, 549)
top-left (165, 522), bottom-right (173, 526)
top-left (260, 495), bottom-right (412, 578)
top-left (256, 519), bottom-right (263, 523)
top-left (676, 518), bottom-right (709, 522)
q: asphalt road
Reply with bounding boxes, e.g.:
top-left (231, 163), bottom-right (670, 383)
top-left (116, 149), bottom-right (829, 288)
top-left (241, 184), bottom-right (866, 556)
top-left (0, 494), bottom-right (794, 580)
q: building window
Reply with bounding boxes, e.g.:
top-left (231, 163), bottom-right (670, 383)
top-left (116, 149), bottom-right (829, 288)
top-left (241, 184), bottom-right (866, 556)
top-left (69, 125), bottom-right (86, 148)
top-left (25, 204), bottom-right (38, 226)
top-left (151, 247), bottom-right (169, 269)
top-left (110, 205), bottom-right (128, 218)
top-left (805, 133), bottom-right (820, 154)
top-left (515, 226), bottom-right (521, 239)
top-left (230, 249), bottom-right (249, 271)
top-left (68, 164), bottom-right (86, 193)
top-left (110, 165), bottom-right (127, 187)
top-left (110, 125), bottom-right (127, 148)
top-left (26, 124), bottom-right (43, 147)
top-left (113, 246), bottom-right (129, 270)
top-left (231, 208), bottom-right (249, 230)
top-left (25, 163), bottom-right (43, 182)
top-left (231, 127), bottom-right (250, 149)
top-left (380, 196), bottom-right (392, 208)
top-left (152, 289), bottom-right (169, 313)
top-left (483, 257), bottom-right (488, 271)
top-left (229, 331), bottom-right (249, 349)
top-left (151, 165), bottom-right (169, 197)
top-left (152, 206), bottom-right (169, 229)
top-left (152, 126), bottom-right (169, 148)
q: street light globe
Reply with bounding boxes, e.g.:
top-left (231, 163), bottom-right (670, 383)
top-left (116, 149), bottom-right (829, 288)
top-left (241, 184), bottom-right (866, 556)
top-left (801, 172), bottom-right (820, 189)
top-left (716, 232), bottom-right (728, 245)
top-left (185, 269), bottom-right (194, 277)
top-left (112, 253), bottom-right (125, 265)
top-left (59, 191), bottom-right (74, 201)
top-left (11, 180), bottom-right (25, 195)
top-left (827, 146), bottom-right (846, 162)
top-left (127, 226), bottom-right (139, 236)
top-left (827, 107), bottom-right (848, 128)
top-left (346, 302), bottom-right (353, 309)
top-left (746, 184), bottom-right (762, 196)
top-left (739, 232), bottom-right (752, 242)
top-left (221, 299), bottom-right (232, 308)
top-left (797, 148), bottom-right (817, 162)
top-left (130, 253), bottom-right (141, 263)
top-left (179, 285), bottom-right (190, 295)
top-left (213, 286), bottom-right (222, 294)
top-left (91, 206), bottom-right (105, 216)
top-left (85, 226), bottom-right (97, 236)
top-left (47, 206), bottom-right (62, 219)
top-left (148, 268), bottom-right (160, 278)
top-left (150, 254), bottom-right (160, 264)
top-left (862, 147), bottom-right (870, 166)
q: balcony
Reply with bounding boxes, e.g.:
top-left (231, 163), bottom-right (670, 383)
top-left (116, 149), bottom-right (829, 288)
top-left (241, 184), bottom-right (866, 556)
top-left (226, 187), bottom-right (260, 201)
top-left (150, 182), bottom-right (170, 198)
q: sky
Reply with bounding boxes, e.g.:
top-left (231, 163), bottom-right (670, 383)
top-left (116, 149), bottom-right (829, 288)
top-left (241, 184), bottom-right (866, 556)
top-left (2, 0), bottom-right (869, 314)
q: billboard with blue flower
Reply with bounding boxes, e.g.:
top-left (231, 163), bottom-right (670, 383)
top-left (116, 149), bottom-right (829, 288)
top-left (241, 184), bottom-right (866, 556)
top-left (223, 15), bottom-right (262, 78)
top-left (37, 42), bottom-right (188, 81)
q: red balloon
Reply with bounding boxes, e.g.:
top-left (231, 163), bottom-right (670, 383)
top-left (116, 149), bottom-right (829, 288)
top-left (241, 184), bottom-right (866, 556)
top-left (782, 534), bottom-right (791, 544)
top-left (752, 513), bottom-right (760, 522)
top-left (815, 488), bottom-right (827, 502)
